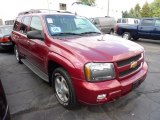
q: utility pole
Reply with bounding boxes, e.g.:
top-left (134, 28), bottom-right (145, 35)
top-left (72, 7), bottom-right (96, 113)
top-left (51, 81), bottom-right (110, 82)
top-left (107, 0), bottom-right (110, 16)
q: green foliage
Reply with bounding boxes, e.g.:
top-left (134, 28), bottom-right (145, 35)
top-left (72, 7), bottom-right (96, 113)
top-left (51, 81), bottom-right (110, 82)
top-left (122, 3), bottom-right (142, 18)
top-left (141, 2), bottom-right (152, 17)
top-left (122, 11), bottom-right (130, 18)
top-left (79, 0), bottom-right (95, 6)
top-left (134, 3), bottom-right (141, 18)
top-left (150, 0), bottom-right (160, 17)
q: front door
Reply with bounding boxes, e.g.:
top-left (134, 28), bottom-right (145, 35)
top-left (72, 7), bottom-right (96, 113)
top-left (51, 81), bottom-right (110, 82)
top-left (151, 19), bottom-right (160, 39)
top-left (28, 16), bottom-right (48, 73)
top-left (138, 19), bottom-right (154, 39)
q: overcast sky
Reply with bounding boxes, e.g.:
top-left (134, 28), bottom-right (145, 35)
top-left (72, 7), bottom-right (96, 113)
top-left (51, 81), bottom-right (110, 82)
top-left (0, 0), bottom-right (154, 21)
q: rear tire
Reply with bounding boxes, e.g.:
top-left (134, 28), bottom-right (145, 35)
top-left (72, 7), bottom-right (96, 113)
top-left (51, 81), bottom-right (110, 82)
top-left (109, 29), bottom-right (114, 35)
top-left (52, 67), bottom-right (77, 109)
top-left (14, 45), bottom-right (22, 64)
top-left (122, 32), bottom-right (131, 40)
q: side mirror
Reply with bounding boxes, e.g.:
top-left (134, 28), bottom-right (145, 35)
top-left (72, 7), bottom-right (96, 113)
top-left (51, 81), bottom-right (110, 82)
top-left (27, 30), bottom-right (44, 40)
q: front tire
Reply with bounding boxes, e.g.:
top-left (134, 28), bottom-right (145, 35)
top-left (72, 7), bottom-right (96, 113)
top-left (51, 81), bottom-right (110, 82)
top-left (52, 68), bottom-right (77, 109)
top-left (122, 32), bottom-right (131, 40)
top-left (14, 45), bottom-right (22, 64)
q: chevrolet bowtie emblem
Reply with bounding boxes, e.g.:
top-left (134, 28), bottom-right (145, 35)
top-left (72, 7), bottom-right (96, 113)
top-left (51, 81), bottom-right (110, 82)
top-left (130, 61), bottom-right (138, 69)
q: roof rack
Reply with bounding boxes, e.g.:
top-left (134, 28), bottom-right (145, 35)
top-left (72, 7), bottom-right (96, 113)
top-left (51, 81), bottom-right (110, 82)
top-left (18, 9), bottom-right (74, 16)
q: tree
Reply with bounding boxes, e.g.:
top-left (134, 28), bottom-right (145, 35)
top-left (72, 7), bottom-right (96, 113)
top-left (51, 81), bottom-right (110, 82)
top-left (122, 11), bottom-right (130, 18)
top-left (79, 0), bottom-right (95, 6)
top-left (128, 8), bottom-right (135, 18)
top-left (150, 0), bottom-right (160, 17)
top-left (134, 3), bottom-right (141, 18)
top-left (141, 2), bottom-right (152, 17)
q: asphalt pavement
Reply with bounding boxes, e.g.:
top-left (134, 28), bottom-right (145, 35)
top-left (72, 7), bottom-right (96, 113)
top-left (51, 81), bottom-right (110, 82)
top-left (0, 39), bottom-right (160, 120)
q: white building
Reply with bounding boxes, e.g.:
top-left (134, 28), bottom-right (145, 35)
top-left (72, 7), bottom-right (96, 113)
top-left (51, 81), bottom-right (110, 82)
top-left (47, 0), bottom-right (77, 11)
top-left (47, 0), bottom-right (122, 19)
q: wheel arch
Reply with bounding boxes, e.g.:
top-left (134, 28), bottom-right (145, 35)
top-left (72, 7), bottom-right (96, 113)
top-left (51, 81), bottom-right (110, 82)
top-left (47, 52), bottom-right (76, 86)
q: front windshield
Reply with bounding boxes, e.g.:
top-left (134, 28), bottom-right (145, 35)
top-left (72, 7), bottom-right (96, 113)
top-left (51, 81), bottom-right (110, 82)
top-left (45, 15), bottom-right (101, 36)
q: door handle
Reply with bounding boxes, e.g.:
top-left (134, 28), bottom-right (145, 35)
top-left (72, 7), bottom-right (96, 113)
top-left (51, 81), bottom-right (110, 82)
top-left (154, 28), bottom-right (157, 30)
top-left (140, 27), bottom-right (143, 29)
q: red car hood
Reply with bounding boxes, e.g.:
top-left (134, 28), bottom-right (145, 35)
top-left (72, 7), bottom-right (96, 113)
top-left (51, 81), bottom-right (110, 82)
top-left (60, 35), bottom-right (144, 62)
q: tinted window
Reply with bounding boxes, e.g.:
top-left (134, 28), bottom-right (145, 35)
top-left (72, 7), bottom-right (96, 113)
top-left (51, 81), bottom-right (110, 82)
top-left (117, 19), bottom-right (121, 23)
top-left (141, 19), bottom-right (154, 26)
top-left (155, 19), bottom-right (160, 26)
top-left (93, 18), bottom-right (100, 25)
top-left (13, 17), bottom-right (21, 31)
top-left (122, 19), bottom-right (127, 23)
top-left (30, 17), bottom-right (43, 31)
top-left (20, 17), bottom-right (30, 34)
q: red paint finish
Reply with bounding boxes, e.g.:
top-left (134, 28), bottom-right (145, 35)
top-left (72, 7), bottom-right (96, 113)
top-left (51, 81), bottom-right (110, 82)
top-left (11, 13), bottom-right (148, 105)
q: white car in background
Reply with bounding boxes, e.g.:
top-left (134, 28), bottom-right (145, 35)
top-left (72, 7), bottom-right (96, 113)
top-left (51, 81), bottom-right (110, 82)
top-left (117, 18), bottom-right (140, 25)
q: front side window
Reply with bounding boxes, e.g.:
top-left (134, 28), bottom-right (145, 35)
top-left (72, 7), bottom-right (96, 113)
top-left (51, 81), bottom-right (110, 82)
top-left (30, 16), bottom-right (43, 32)
top-left (45, 15), bottom-right (101, 37)
top-left (155, 19), bottom-right (160, 26)
top-left (20, 17), bottom-right (30, 34)
top-left (141, 19), bottom-right (154, 26)
top-left (13, 17), bottom-right (21, 31)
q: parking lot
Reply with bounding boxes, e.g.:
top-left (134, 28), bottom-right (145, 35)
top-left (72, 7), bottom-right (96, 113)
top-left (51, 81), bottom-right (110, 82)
top-left (0, 39), bottom-right (160, 120)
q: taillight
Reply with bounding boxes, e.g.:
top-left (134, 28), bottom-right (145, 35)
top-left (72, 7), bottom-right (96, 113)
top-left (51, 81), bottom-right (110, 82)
top-left (115, 25), bottom-right (119, 32)
top-left (0, 37), bottom-right (10, 43)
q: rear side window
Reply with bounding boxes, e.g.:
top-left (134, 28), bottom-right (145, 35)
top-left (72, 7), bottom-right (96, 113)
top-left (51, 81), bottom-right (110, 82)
top-left (30, 16), bottom-right (43, 31)
top-left (13, 17), bottom-right (21, 31)
top-left (93, 18), bottom-right (100, 25)
top-left (122, 19), bottom-right (127, 23)
top-left (141, 19), bottom-right (154, 26)
top-left (20, 17), bottom-right (30, 34)
top-left (117, 19), bottom-right (121, 23)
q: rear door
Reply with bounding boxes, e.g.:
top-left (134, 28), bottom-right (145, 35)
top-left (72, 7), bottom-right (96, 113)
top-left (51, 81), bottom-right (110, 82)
top-left (151, 19), bottom-right (160, 39)
top-left (28, 16), bottom-right (48, 73)
top-left (138, 19), bottom-right (154, 39)
top-left (18, 16), bottom-right (31, 57)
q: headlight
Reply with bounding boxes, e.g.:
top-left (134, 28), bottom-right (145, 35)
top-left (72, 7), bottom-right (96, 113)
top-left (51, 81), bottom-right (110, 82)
top-left (85, 63), bottom-right (115, 82)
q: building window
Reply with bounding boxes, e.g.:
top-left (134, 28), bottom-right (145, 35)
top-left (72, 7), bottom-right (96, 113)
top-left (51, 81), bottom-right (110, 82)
top-left (59, 3), bottom-right (67, 10)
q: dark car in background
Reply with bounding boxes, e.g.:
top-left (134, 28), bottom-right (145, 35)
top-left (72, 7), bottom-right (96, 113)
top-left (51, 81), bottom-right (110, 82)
top-left (116, 18), bottom-right (160, 40)
top-left (0, 25), bottom-right (13, 51)
top-left (90, 17), bottom-right (116, 34)
top-left (0, 79), bottom-right (10, 120)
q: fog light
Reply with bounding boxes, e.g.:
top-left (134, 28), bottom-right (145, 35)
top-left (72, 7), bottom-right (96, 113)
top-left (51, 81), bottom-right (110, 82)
top-left (97, 94), bottom-right (107, 100)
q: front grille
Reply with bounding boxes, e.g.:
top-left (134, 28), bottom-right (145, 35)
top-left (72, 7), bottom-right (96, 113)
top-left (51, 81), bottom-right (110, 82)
top-left (116, 53), bottom-right (143, 79)
top-left (117, 54), bottom-right (141, 67)
top-left (119, 63), bottom-right (141, 78)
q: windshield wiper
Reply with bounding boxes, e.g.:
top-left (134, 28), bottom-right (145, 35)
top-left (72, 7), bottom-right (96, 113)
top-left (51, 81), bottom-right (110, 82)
top-left (80, 32), bottom-right (101, 35)
top-left (52, 32), bottom-right (82, 36)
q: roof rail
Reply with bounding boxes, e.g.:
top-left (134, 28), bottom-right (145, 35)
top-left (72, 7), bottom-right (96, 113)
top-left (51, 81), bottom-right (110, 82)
top-left (18, 9), bottom-right (74, 16)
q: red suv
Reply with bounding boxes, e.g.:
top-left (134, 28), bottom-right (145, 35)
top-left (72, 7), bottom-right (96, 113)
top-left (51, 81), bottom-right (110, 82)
top-left (11, 9), bottom-right (148, 109)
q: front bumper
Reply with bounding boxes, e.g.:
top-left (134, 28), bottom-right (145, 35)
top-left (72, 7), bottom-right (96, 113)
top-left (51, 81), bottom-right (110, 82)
top-left (72, 62), bottom-right (148, 105)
